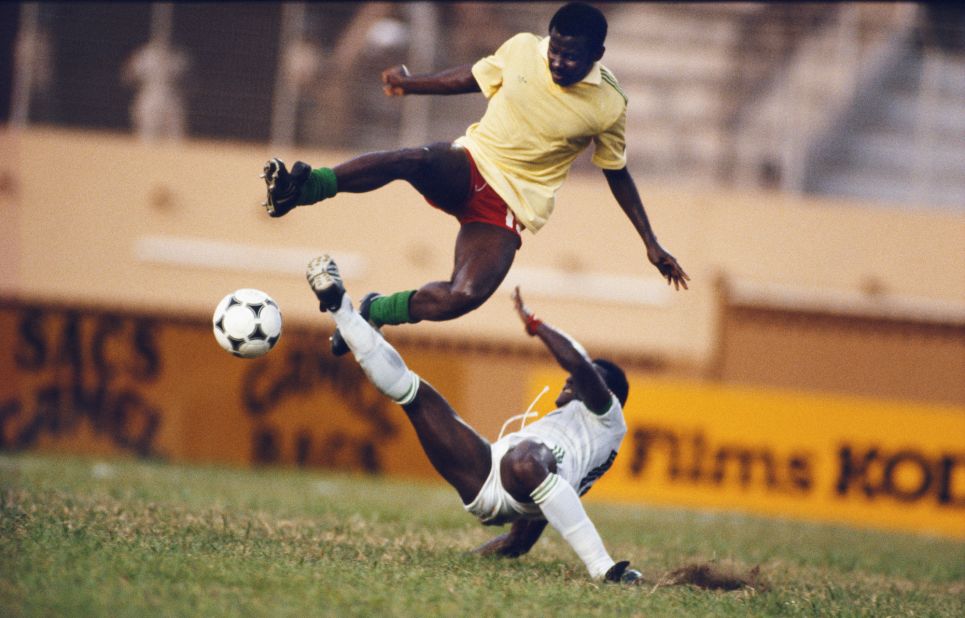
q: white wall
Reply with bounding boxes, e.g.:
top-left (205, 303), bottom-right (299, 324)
top-left (2, 128), bottom-right (963, 366)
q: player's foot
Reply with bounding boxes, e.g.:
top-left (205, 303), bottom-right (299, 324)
top-left (306, 255), bottom-right (345, 312)
top-left (330, 292), bottom-right (382, 356)
top-left (604, 561), bottom-right (644, 585)
top-left (261, 158), bottom-right (310, 217)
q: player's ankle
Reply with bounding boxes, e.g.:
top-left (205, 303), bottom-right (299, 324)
top-left (368, 290), bottom-right (418, 326)
top-left (332, 293), bottom-right (352, 315)
top-left (298, 167), bottom-right (338, 205)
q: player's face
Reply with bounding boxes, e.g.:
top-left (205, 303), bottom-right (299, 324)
top-left (547, 28), bottom-right (601, 87)
top-left (556, 376), bottom-right (577, 407)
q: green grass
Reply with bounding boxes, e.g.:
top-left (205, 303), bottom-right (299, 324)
top-left (1, 453), bottom-right (962, 617)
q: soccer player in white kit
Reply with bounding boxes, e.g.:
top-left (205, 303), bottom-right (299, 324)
top-left (306, 254), bottom-right (643, 584)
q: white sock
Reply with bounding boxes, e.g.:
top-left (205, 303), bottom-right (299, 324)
top-left (531, 473), bottom-right (615, 579)
top-left (331, 294), bottom-right (420, 404)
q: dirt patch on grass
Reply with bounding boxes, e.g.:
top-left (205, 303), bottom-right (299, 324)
top-left (654, 560), bottom-right (763, 592)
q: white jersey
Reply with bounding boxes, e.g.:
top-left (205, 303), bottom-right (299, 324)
top-left (464, 393), bottom-right (627, 525)
top-left (514, 394), bottom-right (627, 496)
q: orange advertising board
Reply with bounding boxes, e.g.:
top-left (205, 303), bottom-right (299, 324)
top-left (4, 298), bottom-right (963, 538)
top-left (530, 371), bottom-right (965, 538)
top-left (0, 299), bottom-right (436, 478)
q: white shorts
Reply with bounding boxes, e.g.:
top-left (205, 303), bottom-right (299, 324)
top-left (463, 434), bottom-right (544, 526)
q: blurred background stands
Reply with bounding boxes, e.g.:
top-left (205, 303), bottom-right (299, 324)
top-left (1, 2), bottom-right (963, 211)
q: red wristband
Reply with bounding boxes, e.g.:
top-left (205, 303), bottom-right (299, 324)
top-left (525, 314), bottom-right (543, 336)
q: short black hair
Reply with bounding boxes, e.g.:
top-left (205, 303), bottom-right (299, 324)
top-left (549, 2), bottom-right (608, 52)
top-left (593, 358), bottom-right (628, 406)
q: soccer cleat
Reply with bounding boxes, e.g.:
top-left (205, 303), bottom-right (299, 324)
top-left (330, 292), bottom-right (382, 356)
top-left (306, 255), bottom-right (346, 312)
top-left (604, 561), bottom-right (644, 585)
top-left (261, 158), bottom-right (310, 217)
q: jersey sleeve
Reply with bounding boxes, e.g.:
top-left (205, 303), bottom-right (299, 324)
top-left (471, 33), bottom-right (537, 99)
top-left (471, 36), bottom-right (513, 99)
top-left (591, 107), bottom-right (628, 170)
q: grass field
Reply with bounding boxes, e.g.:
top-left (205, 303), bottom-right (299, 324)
top-left (2, 453), bottom-right (962, 617)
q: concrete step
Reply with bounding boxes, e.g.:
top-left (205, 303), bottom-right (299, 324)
top-left (826, 131), bottom-right (965, 176)
top-left (608, 6), bottom-right (744, 47)
top-left (604, 45), bottom-right (736, 82)
top-left (852, 92), bottom-right (965, 136)
top-left (812, 171), bottom-right (965, 210)
top-left (626, 126), bottom-right (726, 165)
top-left (623, 85), bottom-right (725, 124)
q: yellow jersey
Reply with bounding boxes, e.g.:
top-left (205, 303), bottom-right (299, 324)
top-left (455, 33), bottom-right (628, 233)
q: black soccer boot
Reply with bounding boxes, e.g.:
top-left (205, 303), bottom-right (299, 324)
top-left (330, 292), bottom-right (382, 356)
top-left (306, 255), bottom-right (345, 312)
top-left (261, 158), bottom-right (311, 217)
top-left (604, 561), bottom-right (644, 585)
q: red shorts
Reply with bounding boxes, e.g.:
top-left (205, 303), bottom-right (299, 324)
top-left (424, 149), bottom-right (524, 243)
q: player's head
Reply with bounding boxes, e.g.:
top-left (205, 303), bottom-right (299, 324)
top-left (550, 2), bottom-right (608, 51)
top-left (547, 2), bottom-right (607, 86)
top-left (592, 358), bottom-right (629, 407)
top-left (554, 358), bottom-right (629, 408)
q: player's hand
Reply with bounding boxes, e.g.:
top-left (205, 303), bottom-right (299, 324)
top-left (472, 533), bottom-right (529, 558)
top-left (475, 519), bottom-right (546, 557)
top-left (647, 243), bottom-right (690, 290)
top-left (381, 64), bottom-right (410, 96)
top-left (511, 286), bottom-right (532, 324)
top-left (512, 286), bottom-right (544, 337)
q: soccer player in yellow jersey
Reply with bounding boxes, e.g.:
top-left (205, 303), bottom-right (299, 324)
top-left (263, 3), bottom-right (689, 353)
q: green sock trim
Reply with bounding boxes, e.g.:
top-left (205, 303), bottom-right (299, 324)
top-left (369, 290), bottom-right (418, 326)
top-left (298, 167), bottom-right (338, 205)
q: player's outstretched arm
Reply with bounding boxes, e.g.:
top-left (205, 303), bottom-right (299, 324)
top-left (603, 167), bottom-right (690, 291)
top-left (381, 64), bottom-right (481, 96)
top-left (512, 287), bottom-right (611, 413)
top-left (473, 519), bottom-right (548, 558)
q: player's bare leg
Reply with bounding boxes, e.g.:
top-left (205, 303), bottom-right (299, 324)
top-left (499, 440), bottom-right (558, 502)
top-left (399, 383), bottom-right (493, 504)
top-left (263, 142), bottom-right (471, 218)
top-left (306, 255), bottom-right (491, 504)
top-left (328, 155), bottom-right (518, 355)
top-left (408, 222), bottom-right (519, 322)
top-left (332, 142), bottom-right (472, 210)
top-left (330, 221), bottom-right (518, 355)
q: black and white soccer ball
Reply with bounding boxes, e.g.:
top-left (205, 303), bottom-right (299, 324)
top-left (212, 288), bottom-right (283, 358)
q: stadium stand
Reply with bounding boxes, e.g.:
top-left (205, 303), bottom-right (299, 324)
top-left (3, 2), bottom-right (960, 210)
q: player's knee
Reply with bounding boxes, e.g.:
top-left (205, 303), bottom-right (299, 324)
top-left (437, 287), bottom-right (488, 319)
top-left (500, 441), bottom-right (557, 501)
top-left (395, 142), bottom-right (450, 180)
top-left (390, 147), bottom-right (430, 179)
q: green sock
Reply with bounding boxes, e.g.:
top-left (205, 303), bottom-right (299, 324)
top-left (297, 167), bottom-right (338, 205)
top-left (368, 290), bottom-right (419, 326)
